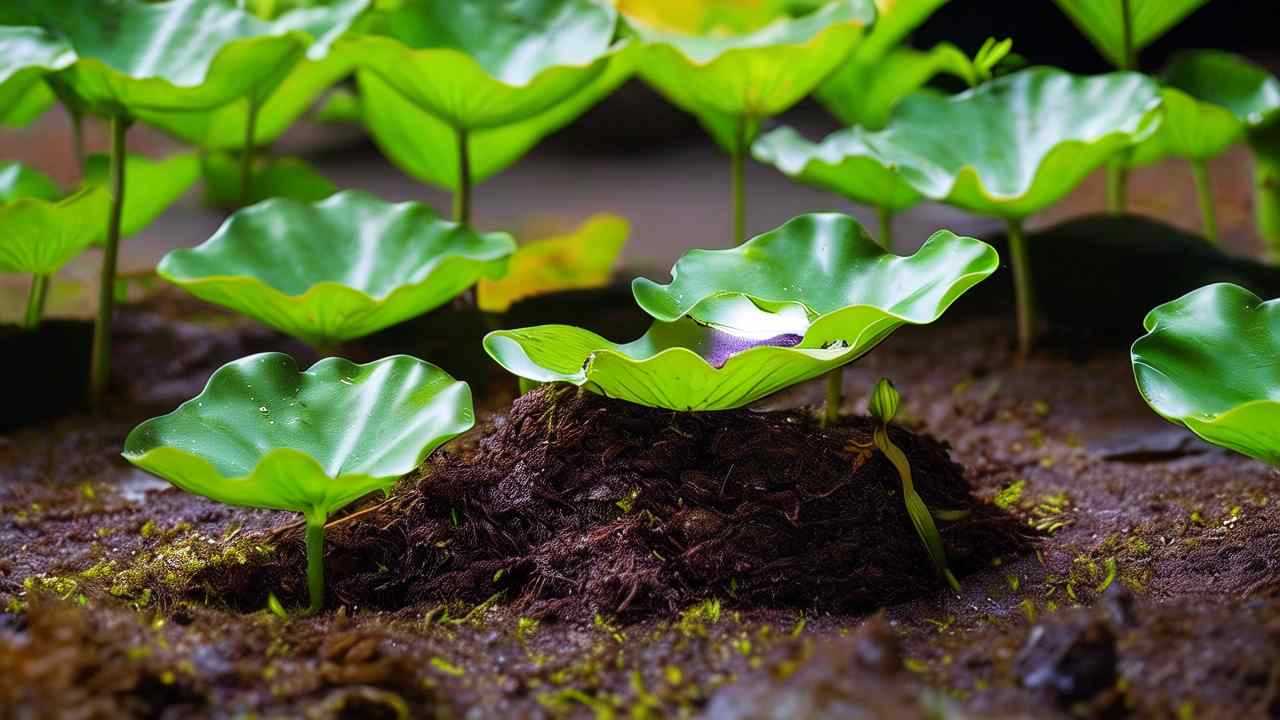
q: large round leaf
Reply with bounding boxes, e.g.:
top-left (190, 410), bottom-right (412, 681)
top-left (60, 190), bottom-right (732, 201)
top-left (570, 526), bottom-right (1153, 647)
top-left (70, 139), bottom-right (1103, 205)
top-left (627, 0), bottom-right (874, 125)
top-left (1132, 283), bottom-right (1280, 466)
top-left (0, 187), bottom-right (111, 275)
top-left (486, 213), bottom-right (996, 411)
top-left (12, 0), bottom-right (367, 116)
top-left (1164, 50), bottom-right (1280, 130)
top-left (1129, 87), bottom-right (1243, 166)
top-left (816, 42), bottom-right (973, 130)
top-left (356, 44), bottom-right (632, 190)
top-left (339, 0), bottom-right (617, 131)
top-left (0, 26), bottom-right (74, 126)
top-left (752, 125), bottom-right (921, 211)
top-left (123, 352), bottom-right (474, 518)
top-left (157, 190), bottom-right (515, 345)
top-left (859, 67), bottom-right (1161, 219)
top-left (1051, 0), bottom-right (1209, 69)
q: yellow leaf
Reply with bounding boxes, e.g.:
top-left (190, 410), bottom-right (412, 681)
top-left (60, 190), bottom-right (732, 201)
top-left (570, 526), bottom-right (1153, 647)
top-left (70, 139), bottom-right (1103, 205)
top-left (477, 214), bottom-right (628, 313)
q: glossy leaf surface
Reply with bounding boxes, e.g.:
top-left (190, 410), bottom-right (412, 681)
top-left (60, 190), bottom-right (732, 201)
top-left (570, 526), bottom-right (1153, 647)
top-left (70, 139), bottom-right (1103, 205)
top-left (84, 152), bottom-right (200, 239)
top-left (1132, 283), bottom-right (1280, 466)
top-left (158, 191), bottom-right (515, 345)
top-left (123, 352), bottom-right (473, 516)
top-left (201, 153), bottom-right (337, 209)
top-left (1129, 87), bottom-right (1241, 166)
top-left (0, 161), bottom-right (60, 202)
top-left (340, 0), bottom-right (617, 130)
top-left (1052, 0), bottom-right (1208, 68)
top-left (752, 126), bottom-right (921, 211)
top-left (0, 186), bottom-right (111, 275)
top-left (0, 26), bottom-right (73, 126)
top-left (11, 0), bottom-right (367, 115)
top-left (357, 46), bottom-right (632, 190)
top-left (1164, 50), bottom-right (1280, 129)
top-left (477, 213), bottom-right (628, 312)
top-left (629, 0), bottom-right (875, 122)
top-left (486, 213), bottom-right (996, 411)
top-left (858, 67), bottom-right (1160, 218)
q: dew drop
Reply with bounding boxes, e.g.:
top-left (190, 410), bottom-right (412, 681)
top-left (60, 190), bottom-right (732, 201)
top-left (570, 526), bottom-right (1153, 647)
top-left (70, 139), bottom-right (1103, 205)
top-left (259, 406), bottom-right (268, 413)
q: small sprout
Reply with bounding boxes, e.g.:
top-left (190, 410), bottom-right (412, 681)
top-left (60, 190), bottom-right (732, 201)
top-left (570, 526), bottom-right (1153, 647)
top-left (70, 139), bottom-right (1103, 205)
top-left (969, 37), bottom-right (1015, 85)
top-left (267, 592), bottom-right (288, 619)
top-left (868, 378), bottom-right (900, 424)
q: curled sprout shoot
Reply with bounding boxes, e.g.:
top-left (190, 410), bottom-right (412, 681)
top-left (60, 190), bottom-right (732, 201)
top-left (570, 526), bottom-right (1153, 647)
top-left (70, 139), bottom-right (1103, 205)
top-left (866, 377), bottom-right (959, 591)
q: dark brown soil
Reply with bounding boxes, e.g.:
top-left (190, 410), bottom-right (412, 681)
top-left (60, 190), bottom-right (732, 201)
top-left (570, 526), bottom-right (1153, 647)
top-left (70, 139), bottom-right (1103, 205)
top-left (4, 270), bottom-right (1280, 718)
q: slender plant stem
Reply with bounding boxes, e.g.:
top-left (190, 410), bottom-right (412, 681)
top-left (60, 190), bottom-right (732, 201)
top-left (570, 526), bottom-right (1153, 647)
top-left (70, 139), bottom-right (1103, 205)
top-left (1104, 0), bottom-right (1136, 215)
top-left (305, 514), bottom-right (326, 614)
top-left (453, 126), bottom-right (471, 225)
top-left (68, 108), bottom-right (86, 178)
top-left (731, 115), bottom-right (747, 246)
top-left (1119, 0), bottom-right (1135, 70)
top-left (89, 115), bottom-right (129, 409)
top-left (1190, 159), bottom-right (1219, 244)
top-left (23, 274), bottom-right (49, 329)
top-left (1006, 218), bottom-right (1036, 358)
top-left (1254, 146), bottom-right (1280, 262)
top-left (822, 370), bottom-right (842, 427)
top-left (239, 94), bottom-right (259, 207)
top-left (877, 206), bottom-right (894, 251)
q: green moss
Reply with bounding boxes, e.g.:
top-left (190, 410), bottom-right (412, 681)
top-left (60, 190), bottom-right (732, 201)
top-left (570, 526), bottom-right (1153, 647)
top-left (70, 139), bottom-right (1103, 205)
top-left (993, 479), bottom-right (1026, 510)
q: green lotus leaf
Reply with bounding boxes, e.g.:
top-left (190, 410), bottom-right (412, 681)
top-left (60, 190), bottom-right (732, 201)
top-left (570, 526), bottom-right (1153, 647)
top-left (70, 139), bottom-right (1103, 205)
top-left (135, 52), bottom-right (354, 149)
top-left (201, 152), bottom-right (337, 209)
top-left (1132, 283), bottom-right (1280, 466)
top-left (12, 0), bottom-right (367, 116)
top-left (314, 85), bottom-right (360, 124)
top-left (356, 44), bottom-right (633, 190)
top-left (817, 41), bottom-right (974, 129)
top-left (1128, 87), bottom-right (1243, 166)
top-left (628, 0), bottom-right (875, 125)
top-left (486, 213), bottom-right (996, 411)
top-left (84, 151), bottom-right (200, 239)
top-left (1052, 0), bottom-right (1209, 69)
top-left (1163, 50), bottom-right (1280, 130)
top-left (123, 352), bottom-right (474, 518)
top-left (0, 26), bottom-right (74, 126)
top-left (0, 161), bottom-right (60, 202)
top-left (0, 185), bottom-right (111, 275)
top-left (752, 125), bottom-right (921, 212)
top-left (860, 67), bottom-right (1161, 218)
top-left (338, 0), bottom-right (618, 131)
top-left (157, 190), bottom-right (516, 345)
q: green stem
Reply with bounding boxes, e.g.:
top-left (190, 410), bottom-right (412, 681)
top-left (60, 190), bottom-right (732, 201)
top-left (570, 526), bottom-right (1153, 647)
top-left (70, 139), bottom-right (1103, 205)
top-left (69, 108), bottom-right (86, 178)
top-left (877, 206), bottom-right (894, 251)
top-left (1006, 218), bottom-right (1036, 358)
top-left (1106, 159), bottom-right (1129, 214)
top-left (305, 514), bottom-right (326, 614)
top-left (453, 126), bottom-right (471, 225)
top-left (731, 115), bottom-right (746, 247)
top-left (518, 377), bottom-right (541, 395)
top-left (873, 425), bottom-right (958, 591)
top-left (1254, 147), bottom-right (1280, 262)
top-left (23, 274), bottom-right (49, 329)
top-left (822, 370), bottom-right (842, 427)
top-left (1119, 0), bottom-right (1135, 70)
top-left (89, 115), bottom-right (129, 409)
top-left (1190, 159), bottom-right (1219, 244)
top-left (239, 94), bottom-right (259, 207)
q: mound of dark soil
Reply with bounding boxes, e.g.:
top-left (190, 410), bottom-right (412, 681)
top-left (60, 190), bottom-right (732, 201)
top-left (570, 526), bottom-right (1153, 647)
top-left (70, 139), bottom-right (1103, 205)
top-left (210, 386), bottom-right (1029, 619)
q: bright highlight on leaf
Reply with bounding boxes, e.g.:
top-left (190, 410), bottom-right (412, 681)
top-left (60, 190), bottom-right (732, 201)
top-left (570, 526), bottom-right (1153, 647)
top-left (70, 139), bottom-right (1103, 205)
top-left (486, 213), bottom-right (996, 411)
top-left (157, 191), bottom-right (515, 346)
top-left (477, 214), bottom-right (628, 313)
top-left (0, 26), bottom-right (73, 127)
top-left (1132, 283), bottom-right (1280, 467)
top-left (123, 352), bottom-right (474, 611)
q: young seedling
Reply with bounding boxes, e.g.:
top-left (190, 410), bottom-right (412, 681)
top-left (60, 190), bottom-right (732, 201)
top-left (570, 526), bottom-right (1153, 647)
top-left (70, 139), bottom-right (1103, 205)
top-left (624, 0), bottom-right (875, 245)
top-left (123, 352), bottom-right (475, 613)
top-left (1132, 283), bottom-right (1280, 466)
top-left (0, 162), bottom-right (109, 328)
top-left (10, 0), bottom-right (371, 407)
top-left (157, 190), bottom-right (515, 347)
top-left (825, 67), bottom-right (1160, 356)
top-left (1050, 0), bottom-right (1209, 211)
top-left (866, 378), bottom-right (959, 591)
top-left (337, 0), bottom-right (623, 225)
top-left (485, 213), bottom-right (997, 413)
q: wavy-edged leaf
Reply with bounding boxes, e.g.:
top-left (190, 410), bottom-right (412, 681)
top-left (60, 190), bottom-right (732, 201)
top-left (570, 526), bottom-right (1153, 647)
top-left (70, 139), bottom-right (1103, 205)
top-left (136, 52), bottom-right (354, 149)
top-left (628, 0), bottom-right (875, 123)
top-left (1164, 50), bottom-right (1280, 130)
top-left (0, 161), bottom-right (60, 203)
top-left (1052, 0), bottom-right (1209, 68)
top-left (201, 153), bottom-right (337, 209)
top-left (817, 42), bottom-right (973, 129)
top-left (859, 67), bottom-right (1161, 218)
top-left (0, 26), bottom-right (74, 126)
top-left (339, 0), bottom-right (617, 130)
top-left (752, 125), bottom-right (921, 211)
top-left (486, 213), bottom-right (996, 411)
top-left (12, 0), bottom-right (367, 115)
top-left (477, 213), bottom-right (628, 312)
top-left (356, 45), bottom-right (632, 190)
top-left (157, 190), bottom-right (515, 345)
top-left (1129, 87), bottom-right (1242, 166)
top-left (123, 352), bottom-right (474, 516)
top-left (0, 185), bottom-right (111, 275)
top-left (84, 152), bottom-right (200, 239)
top-left (1132, 283), bottom-right (1280, 466)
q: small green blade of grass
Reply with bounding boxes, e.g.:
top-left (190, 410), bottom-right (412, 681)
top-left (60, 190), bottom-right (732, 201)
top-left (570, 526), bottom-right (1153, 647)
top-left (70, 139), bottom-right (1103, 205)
top-left (875, 425), bottom-right (959, 592)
